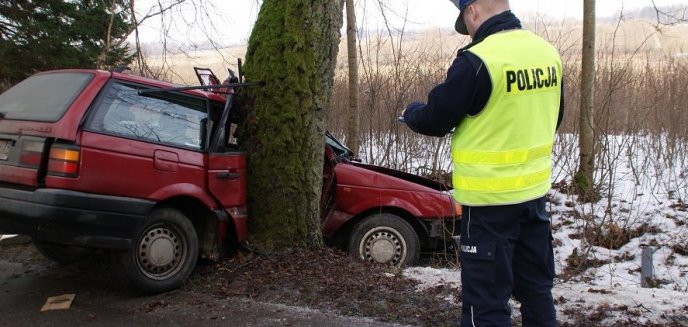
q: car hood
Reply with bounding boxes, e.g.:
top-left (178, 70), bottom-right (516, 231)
top-left (345, 162), bottom-right (451, 193)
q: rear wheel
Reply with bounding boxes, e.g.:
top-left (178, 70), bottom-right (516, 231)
top-left (119, 208), bottom-right (198, 294)
top-left (33, 239), bottom-right (95, 264)
top-left (348, 213), bottom-right (420, 267)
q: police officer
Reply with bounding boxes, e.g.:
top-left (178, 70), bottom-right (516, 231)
top-left (402, 0), bottom-right (563, 326)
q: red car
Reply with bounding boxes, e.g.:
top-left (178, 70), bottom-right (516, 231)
top-left (0, 69), bottom-right (460, 294)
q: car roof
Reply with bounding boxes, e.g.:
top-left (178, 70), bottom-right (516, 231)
top-left (112, 71), bottom-right (228, 103)
top-left (39, 69), bottom-right (227, 104)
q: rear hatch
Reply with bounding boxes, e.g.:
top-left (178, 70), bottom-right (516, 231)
top-left (0, 70), bottom-right (109, 187)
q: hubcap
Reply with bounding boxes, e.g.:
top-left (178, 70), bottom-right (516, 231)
top-left (137, 226), bottom-right (186, 280)
top-left (360, 227), bottom-right (407, 266)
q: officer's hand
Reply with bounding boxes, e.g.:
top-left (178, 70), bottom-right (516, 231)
top-left (401, 102), bottom-right (422, 124)
top-left (406, 101), bottom-right (425, 111)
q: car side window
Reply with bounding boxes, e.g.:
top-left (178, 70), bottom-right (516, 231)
top-left (87, 82), bottom-right (207, 150)
top-left (207, 101), bottom-right (241, 153)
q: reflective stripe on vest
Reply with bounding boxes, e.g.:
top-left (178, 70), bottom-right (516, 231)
top-left (453, 144), bottom-right (552, 165)
top-left (451, 30), bottom-right (562, 206)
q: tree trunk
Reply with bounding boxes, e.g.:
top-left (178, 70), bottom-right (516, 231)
top-left (576, 0), bottom-right (596, 198)
top-left (345, 0), bottom-right (360, 155)
top-left (96, 0), bottom-right (118, 69)
top-left (240, 0), bottom-right (344, 250)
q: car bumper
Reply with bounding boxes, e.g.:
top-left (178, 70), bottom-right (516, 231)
top-left (0, 186), bottom-right (154, 250)
top-left (421, 217), bottom-right (461, 239)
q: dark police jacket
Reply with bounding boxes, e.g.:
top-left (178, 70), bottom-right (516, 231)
top-left (403, 11), bottom-right (564, 137)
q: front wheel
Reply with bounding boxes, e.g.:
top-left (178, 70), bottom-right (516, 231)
top-left (348, 213), bottom-right (420, 267)
top-left (119, 208), bottom-right (198, 294)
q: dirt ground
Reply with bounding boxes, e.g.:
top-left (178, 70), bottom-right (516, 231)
top-left (188, 246), bottom-right (462, 326)
top-left (3, 236), bottom-right (684, 327)
top-left (0, 236), bottom-right (463, 326)
top-left (0, 237), bottom-right (412, 327)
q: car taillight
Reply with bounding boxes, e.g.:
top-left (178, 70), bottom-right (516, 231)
top-left (19, 140), bottom-right (44, 168)
top-left (47, 145), bottom-right (80, 177)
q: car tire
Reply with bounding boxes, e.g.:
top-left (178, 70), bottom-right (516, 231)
top-left (348, 213), bottom-right (420, 267)
top-left (119, 208), bottom-right (198, 294)
top-left (33, 239), bottom-right (95, 264)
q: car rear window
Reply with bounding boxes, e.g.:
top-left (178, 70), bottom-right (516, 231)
top-left (0, 72), bottom-right (93, 122)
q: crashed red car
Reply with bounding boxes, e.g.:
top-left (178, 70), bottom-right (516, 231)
top-left (0, 68), bottom-right (460, 294)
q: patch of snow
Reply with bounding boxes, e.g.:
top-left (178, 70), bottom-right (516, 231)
top-left (403, 266), bottom-right (461, 291)
top-left (0, 234), bottom-right (18, 241)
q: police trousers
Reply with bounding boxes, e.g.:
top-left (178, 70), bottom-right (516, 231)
top-left (459, 197), bottom-right (557, 327)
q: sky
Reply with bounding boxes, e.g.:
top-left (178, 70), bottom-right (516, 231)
top-left (133, 0), bottom-right (688, 46)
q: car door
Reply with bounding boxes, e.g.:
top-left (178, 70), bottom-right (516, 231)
top-left (204, 97), bottom-right (248, 240)
top-left (206, 96), bottom-right (246, 208)
top-left (80, 81), bottom-right (209, 201)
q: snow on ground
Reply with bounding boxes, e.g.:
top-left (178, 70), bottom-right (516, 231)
top-left (404, 179), bottom-right (688, 325)
top-left (395, 134), bottom-right (688, 325)
top-left (405, 263), bottom-right (688, 325)
top-left (0, 235), bottom-right (17, 241)
top-left (404, 184), bottom-right (688, 324)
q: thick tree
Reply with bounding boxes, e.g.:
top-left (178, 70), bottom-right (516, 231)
top-left (0, 0), bottom-right (133, 85)
top-left (240, 0), bottom-right (345, 250)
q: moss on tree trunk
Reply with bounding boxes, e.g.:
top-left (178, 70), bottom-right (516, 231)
top-left (240, 0), bottom-right (344, 250)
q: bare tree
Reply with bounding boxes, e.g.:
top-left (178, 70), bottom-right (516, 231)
top-left (96, 0), bottom-right (120, 68)
top-left (575, 0), bottom-right (596, 200)
top-left (345, 0), bottom-right (360, 155)
top-left (127, 0), bottom-right (207, 79)
top-left (649, 0), bottom-right (688, 25)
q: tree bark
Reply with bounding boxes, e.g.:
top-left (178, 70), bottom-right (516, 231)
top-left (240, 0), bottom-right (344, 250)
top-left (576, 0), bottom-right (596, 198)
top-left (96, 0), bottom-right (118, 69)
top-left (345, 0), bottom-right (360, 155)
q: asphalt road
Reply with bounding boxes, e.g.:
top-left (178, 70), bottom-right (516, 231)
top-left (0, 236), bottom-right (402, 327)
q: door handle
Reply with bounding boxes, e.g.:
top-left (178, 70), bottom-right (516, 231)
top-left (216, 172), bottom-right (241, 180)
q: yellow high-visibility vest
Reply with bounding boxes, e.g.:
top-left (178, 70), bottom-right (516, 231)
top-left (452, 29), bottom-right (562, 206)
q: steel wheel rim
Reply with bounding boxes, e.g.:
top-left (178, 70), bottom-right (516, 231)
top-left (135, 224), bottom-right (187, 280)
top-left (359, 226), bottom-right (407, 266)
